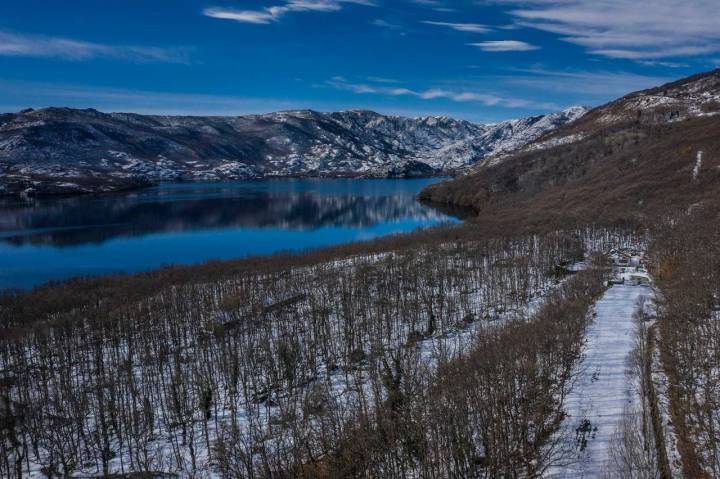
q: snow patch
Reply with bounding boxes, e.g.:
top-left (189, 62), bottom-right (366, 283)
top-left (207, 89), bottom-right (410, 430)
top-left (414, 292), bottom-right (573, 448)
top-left (693, 150), bottom-right (703, 180)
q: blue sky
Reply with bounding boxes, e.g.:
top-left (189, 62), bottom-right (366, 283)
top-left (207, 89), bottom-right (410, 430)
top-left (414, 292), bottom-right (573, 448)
top-left (0, 0), bottom-right (718, 122)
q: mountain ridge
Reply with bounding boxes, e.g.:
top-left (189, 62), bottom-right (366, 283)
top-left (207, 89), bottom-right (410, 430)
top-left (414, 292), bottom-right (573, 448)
top-left (420, 68), bottom-right (720, 227)
top-left (0, 105), bottom-right (586, 196)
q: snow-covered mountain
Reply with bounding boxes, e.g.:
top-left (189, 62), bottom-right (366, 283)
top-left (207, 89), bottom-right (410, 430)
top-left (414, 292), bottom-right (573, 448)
top-left (495, 69), bottom-right (720, 164)
top-left (420, 68), bottom-right (720, 220)
top-left (0, 106), bottom-right (586, 196)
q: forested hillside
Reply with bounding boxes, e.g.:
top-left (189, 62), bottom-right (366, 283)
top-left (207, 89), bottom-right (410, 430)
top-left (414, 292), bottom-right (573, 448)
top-left (420, 69), bottom-right (720, 227)
top-left (1, 222), bottom-right (626, 477)
top-left (420, 68), bottom-right (720, 478)
top-left (3, 69), bottom-right (720, 478)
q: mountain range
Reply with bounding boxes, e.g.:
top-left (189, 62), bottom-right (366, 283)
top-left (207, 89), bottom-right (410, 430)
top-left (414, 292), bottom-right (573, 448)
top-left (0, 105), bottom-right (586, 196)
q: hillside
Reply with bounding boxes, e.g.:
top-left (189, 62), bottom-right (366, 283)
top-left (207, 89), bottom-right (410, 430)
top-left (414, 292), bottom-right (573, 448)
top-left (420, 69), bottom-right (720, 226)
top-left (0, 106), bottom-right (585, 196)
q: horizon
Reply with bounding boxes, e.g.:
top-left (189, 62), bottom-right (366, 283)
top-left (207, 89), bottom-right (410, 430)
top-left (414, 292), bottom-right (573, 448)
top-left (2, 103), bottom-right (591, 123)
top-left (1, 1), bottom-right (719, 123)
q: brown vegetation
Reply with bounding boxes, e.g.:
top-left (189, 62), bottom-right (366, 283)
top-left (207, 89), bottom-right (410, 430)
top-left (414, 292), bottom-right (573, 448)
top-left (1, 222), bottom-right (621, 477)
top-left (420, 114), bottom-right (720, 229)
top-left (650, 202), bottom-right (720, 478)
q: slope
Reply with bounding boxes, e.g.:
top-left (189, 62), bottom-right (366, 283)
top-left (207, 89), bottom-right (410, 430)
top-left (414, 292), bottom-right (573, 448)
top-left (420, 69), bottom-right (720, 227)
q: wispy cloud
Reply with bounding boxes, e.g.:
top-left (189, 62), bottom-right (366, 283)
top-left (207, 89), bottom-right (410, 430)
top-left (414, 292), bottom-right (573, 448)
top-left (0, 78), bottom-right (507, 122)
top-left (500, 0), bottom-right (720, 60)
top-left (0, 30), bottom-right (190, 63)
top-left (370, 19), bottom-right (400, 28)
top-left (325, 77), bottom-right (559, 109)
top-left (202, 8), bottom-right (278, 24)
top-left (501, 68), bottom-right (672, 98)
top-left (422, 21), bottom-right (491, 33)
top-left (0, 79), bottom-right (314, 115)
top-left (412, 0), bottom-right (456, 12)
top-left (636, 60), bottom-right (689, 68)
top-left (203, 0), bottom-right (374, 25)
top-left (469, 40), bottom-right (539, 52)
top-left (366, 76), bottom-right (401, 84)
top-left (371, 19), bottom-right (406, 34)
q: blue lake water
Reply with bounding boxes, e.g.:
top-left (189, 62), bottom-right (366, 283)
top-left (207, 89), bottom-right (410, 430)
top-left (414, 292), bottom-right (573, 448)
top-left (0, 178), bottom-right (458, 290)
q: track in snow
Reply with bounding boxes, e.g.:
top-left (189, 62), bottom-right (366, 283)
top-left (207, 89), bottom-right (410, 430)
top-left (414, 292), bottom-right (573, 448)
top-left (547, 280), bottom-right (651, 477)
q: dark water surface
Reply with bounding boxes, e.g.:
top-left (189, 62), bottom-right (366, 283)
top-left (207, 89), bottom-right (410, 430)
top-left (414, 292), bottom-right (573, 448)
top-left (0, 179), bottom-right (458, 289)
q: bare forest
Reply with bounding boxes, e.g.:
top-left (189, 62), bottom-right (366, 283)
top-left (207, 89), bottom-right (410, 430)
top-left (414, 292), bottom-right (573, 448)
top-left (0, 224), bottom-right (642, 478)
top-left (651, 205), bottom-right (720, 478)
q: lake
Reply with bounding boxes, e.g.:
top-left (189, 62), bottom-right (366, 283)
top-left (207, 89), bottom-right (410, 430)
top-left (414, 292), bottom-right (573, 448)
top-left (0, 178), bottom-right (458, 290)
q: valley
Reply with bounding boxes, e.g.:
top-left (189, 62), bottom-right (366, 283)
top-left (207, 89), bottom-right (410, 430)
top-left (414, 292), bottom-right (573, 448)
top-left (2, 69), bottom-right (720, 478)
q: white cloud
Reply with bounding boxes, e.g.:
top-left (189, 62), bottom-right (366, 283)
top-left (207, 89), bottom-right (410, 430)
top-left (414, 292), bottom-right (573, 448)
top-left (501, 0), bottom-right (720, 59)
top-left (422, 21), bottom-right (490, 33)
top-left (203, 0), bottom-right (374, 24)
top-left (202, 8), bottom-right (278, 24)
top-left (0, 31), bottom-right (190, 63)
top-left (324, 77), bottom-right (559, 109)
top-left (469, 40), bottom-right (539, 51)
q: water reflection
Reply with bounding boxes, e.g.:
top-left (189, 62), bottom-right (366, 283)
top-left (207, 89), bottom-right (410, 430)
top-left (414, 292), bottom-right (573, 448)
top-left (0, 179), bottom-right (458, 289)
top-left (0, 179), bottom-right (453, 247)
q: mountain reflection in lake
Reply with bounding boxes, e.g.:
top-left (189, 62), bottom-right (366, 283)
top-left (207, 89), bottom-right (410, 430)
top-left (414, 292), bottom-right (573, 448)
top-left (0, 179), bottom-right (459, 289)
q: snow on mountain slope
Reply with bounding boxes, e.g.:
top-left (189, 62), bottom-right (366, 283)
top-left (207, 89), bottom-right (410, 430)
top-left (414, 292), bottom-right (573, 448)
top-left (329, 107), bottom-right (587, 170)
top-left (0, 106), bottom-right (586, 196)
top-left (467, 69), bottom-right (720, 172)
top-left (542, 69), bottom-right (720, 148)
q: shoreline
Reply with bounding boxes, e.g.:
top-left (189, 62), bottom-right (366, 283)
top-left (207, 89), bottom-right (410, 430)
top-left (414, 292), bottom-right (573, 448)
top-left (0, 171), bottom-right (458, 199)
top-left (0, 178), bottom-right (462, 293)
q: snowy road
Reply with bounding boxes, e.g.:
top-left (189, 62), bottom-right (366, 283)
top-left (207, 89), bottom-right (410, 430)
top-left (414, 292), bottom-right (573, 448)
top-left (547, 279), bottom-right (652, 478)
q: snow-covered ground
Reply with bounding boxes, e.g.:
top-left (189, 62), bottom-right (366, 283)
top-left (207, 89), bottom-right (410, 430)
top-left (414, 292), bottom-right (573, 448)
top-left (11, 240), bottom-right (583, 478)
top-left (547, 258), bottom-right (652, 477)
top-left (693, 150), bottom-right (703, 180)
